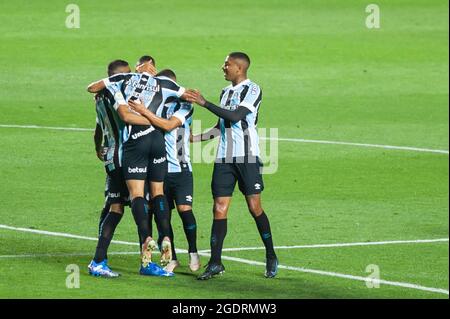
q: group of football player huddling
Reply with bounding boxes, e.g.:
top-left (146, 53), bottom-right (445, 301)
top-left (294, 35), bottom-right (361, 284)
top-left (87, 52), bottom-right (278, 280)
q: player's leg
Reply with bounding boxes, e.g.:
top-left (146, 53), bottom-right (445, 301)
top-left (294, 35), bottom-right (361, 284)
top-left (98, 175), bottom-right (111, 237)
top-left (159, 174), bottom-right (179, 273)
top-left (173, 170), bottom-right (200, 271)
top-left (122, 137), bottom-right (160, 270)
top-left (148, 130), bottom-right (173, 268)
top-left (89, 171), bottom-right (126, 278)
top-left (238, 158), bottom-right (278, 278)
top-left (198, 163), bottom-right (236, 280)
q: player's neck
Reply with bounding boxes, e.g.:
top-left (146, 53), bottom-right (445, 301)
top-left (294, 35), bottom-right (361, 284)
top-left (231, 75), bottom-right (248, 87)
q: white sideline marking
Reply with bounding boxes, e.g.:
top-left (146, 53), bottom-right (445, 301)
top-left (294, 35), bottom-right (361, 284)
top-left (261, 137), bottom-right (449, 155)
top-left (1, 124), bottom-right (448, 155)
top-left (0, 252), bottom-right (140, 259)
top-left (0, 224), bottom-right (138, 246)
top-left (0, 124), bottom-right (92, 132)
top-left (199, 238), bottom-right (450, 253)
top-left (207, 254), bottom-right (449, 296)
top-left (0, 224), bottom-right (448, 296)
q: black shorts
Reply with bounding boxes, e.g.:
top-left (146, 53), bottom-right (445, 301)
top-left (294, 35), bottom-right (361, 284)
top-left (164, 169), bottom-right (193, 210)
top-left (105, 169), bottom-right (130, 205)
top-left (211, 157), bottom-right (264, 198)
top-left (122, 127), bottom-right (167, 182)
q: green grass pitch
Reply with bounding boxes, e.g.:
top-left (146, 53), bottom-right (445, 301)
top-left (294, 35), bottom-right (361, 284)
top-left (0, 0), bottom-right (448, 299)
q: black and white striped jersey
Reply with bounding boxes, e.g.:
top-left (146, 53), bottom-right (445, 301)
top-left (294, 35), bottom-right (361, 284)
top-left (103, 72), bottom-right (185, 142)
top-left (217, 79), bottom-right (262, 160)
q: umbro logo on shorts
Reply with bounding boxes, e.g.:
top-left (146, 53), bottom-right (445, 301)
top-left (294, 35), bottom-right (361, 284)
top-left (254, 183), bottom-right (261, 190)
top-left (186, 195), bottom-right (193, 202)
top-left (131, 127), bottom-right (154, 140)
top-left (153, 157), bottom-right (166, 164)
top-left (128, 166), bottom-right (147, 174)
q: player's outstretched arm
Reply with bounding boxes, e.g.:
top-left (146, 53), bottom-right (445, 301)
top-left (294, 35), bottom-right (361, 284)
top-left (128, 100), bottom-right (182, 132)
top-left (87, 79), bottom-right (106, 93)
top-left (186, 90), bottom-right (250, 122)
top-left (116, 104), bottom-right (151, 126)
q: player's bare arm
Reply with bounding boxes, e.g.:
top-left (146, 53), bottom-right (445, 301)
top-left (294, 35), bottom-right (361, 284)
top-left (128, 99), bottom-right (182, 132)
top-left (116, 104), bottom-right (151, 126)
top-left (135, 61), bottom-right (157, 75)
top-left (87, 79), bottom-right (106, 93)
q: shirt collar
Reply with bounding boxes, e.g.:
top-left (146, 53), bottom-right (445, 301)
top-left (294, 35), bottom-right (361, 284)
top-left (231, 79), bottom-right (251, 90)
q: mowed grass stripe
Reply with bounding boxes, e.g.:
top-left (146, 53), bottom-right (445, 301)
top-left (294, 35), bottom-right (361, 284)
top-left (0, 124), bottom-right (448, 155)
top-left (0, 224), bottom-right (448, 296)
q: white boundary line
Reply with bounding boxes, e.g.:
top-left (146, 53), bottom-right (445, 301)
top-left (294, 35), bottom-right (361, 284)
top-left (211, 255), bottom-right (449, 296)
top-left (0, 124), bottom-right (92, 132)
top-left (0, 251), bottom-right (140, 259)
top-left (1, 124), bottom-right (448, 155)
top-left (260, 137), bottom-right (449, 155)
top-left (199, 238), bottom-right (450, 253)
top-left (0, 224), bottom-right (448, 296)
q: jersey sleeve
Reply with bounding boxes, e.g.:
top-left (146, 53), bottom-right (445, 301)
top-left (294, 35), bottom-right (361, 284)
top-left (172, 102), bottom-right (193, 125)
top-left (239, 84), bottom-right (262, 113)
top-left (158, 76), bottom-right (186, 99)
top-left (103, 74), bottom-right (127, 108)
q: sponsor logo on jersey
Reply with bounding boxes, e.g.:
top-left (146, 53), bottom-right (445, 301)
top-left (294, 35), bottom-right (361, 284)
top-left (128, 166), bottom-right (147, 174)
top-left (131, 127), bottom-right (154, 140)
top-left (153, 156), bottom-right (166, 164)
top-left (127, 79), bottom-right (160, 92)
top-left (108, 192), bottom-right (121, 198)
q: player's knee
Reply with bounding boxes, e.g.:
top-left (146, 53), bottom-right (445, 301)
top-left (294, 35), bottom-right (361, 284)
top-left (247, 199), bottom-right (263, 217)
top-left (150, 182), bottom-right (164, 197)
top-left (109, 203), bottom-right (124, 214)
top-left (213, 202), bottom-right (228, 218)
top-left (177, 205), bottom-right (192, 213)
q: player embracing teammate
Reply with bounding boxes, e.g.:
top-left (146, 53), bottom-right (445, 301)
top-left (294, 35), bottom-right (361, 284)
top-left (86, 51), bottom-right (277, 280)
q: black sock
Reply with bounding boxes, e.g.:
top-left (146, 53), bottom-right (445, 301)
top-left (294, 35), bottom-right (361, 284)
top-left (94, 212), bottom-right (122, 263)
top-left (179, 210), bottom-right (197, 253)
top-left (253, 212), bottom-right (276, 259)
top-left (98, 203), bottom-right (110, 237)
top-left (210, 219), bottom-right (227, 264)
top-left (147, 201), bottom-right (153, 238)
top-left (152, 195), bottom-right (171, 239)
top-left (168, 220), bottom-right (177, 261)
top-left (154, 208), bottom-right (177, 260)
top-left (131, 197), bottom-right (151, 247)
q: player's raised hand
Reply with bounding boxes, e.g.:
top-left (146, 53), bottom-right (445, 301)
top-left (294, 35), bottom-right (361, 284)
top-left (136, 62), bottom-right (157, 76)
top-left (183, 89), bottom-right (207, 106)
top-left (128, 99), bottom-right (147, 114)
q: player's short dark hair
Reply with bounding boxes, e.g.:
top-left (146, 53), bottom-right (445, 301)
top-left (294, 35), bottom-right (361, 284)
top-left (138, 55), bottom-right (156, 66)
top-left (228, 52), bottom-right (251, 67)
top-left (107, 59), bottom-right (129, 76)
top-left (156, 69), bottom-right (176, 81)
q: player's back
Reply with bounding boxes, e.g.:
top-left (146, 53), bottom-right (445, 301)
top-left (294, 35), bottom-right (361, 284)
top-left (95, 89), bottom-right (126, 172)
top-left (106, 73), bottom-right (185, 114)
top-left (161, 98), bottom-right (194, 172)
